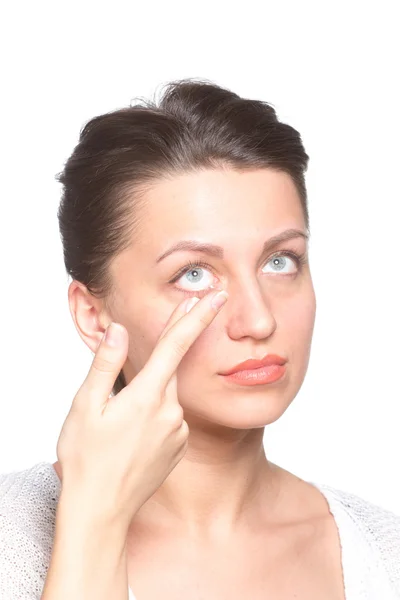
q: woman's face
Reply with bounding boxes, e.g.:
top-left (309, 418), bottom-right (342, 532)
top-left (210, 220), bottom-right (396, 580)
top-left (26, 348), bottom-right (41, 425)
top-left (108, 167), bottom-right (316, 430)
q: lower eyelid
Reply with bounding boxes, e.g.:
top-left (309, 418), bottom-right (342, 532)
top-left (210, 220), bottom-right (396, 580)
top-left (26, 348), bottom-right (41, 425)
top-left (178, 287), bottom-right (215, 297)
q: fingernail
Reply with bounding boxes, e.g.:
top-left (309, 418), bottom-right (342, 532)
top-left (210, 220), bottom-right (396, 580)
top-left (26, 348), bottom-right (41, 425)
top-left (210, 290), bottom-right (229, 310)
top-left (105, 322), bottom-right (124, 347)
top-left (185, 297), bottom-right (200, 313)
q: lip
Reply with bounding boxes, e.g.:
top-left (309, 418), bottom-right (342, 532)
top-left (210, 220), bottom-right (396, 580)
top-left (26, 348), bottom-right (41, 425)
top-left (220, 354), bottom-right (287, 376)
top-left (221, 364), bottom-right (286, 386)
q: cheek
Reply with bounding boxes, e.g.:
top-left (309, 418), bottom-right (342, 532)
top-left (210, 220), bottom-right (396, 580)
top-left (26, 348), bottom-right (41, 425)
top-left (146, 311), bottom-right (171, 347)
top-left (150, 305), bottom-right (219, 373)
top-left (178, 319), bottom-right (221, 371)
top-left (138, 303), bottom-right (195, 350)
top-left (123, 308), bottom-right (169, 371)
top-left (281, 289), bottom-right (316, 347)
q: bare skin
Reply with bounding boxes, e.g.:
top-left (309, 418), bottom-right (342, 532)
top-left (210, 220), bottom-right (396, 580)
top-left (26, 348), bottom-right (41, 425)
top-left (53, 460), bottom-right (345, 598)
top-left (55, 167), bottom-right (345, 598)
top-left (123, 464), bottom-right (346, 600)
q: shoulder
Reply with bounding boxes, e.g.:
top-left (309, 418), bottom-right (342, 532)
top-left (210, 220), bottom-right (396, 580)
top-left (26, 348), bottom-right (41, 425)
top-left (315, 481), bottom-right (400, 594)
top-left (318, 482), bottom-right (400, 535)
top-left (0, 462), bottom-right (61, 598)
top-left (0, 461), bottom-right (61, 537)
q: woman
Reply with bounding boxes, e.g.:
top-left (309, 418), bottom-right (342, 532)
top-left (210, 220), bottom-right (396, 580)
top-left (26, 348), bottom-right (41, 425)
top-left (1, 79), bottom-right (399, 600)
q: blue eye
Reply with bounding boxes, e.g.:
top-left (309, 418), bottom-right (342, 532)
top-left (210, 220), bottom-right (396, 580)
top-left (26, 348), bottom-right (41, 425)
top-left (170, 251), bottom-right (306, 295)
top-left (175, 262), bottom-right (215, 293)
top-left (262, 254), bottom-right (298, 274)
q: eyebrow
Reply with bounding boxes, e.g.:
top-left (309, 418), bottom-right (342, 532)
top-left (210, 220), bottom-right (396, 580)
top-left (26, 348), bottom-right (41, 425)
top-left (155, 228), bottom-right (309, 264)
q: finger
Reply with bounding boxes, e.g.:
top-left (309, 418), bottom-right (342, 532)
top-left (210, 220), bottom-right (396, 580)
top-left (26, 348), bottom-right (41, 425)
top-left (76, 322), bottom-right (129, 408)
top-left (78, 296), bottom-right (199, 409)
top-left (164, 372), bottom-right (178, 405)
top-left (158, 296), bottom-right (205, 406)
top-left (156, 294), bottom-right (204, 344)
top-left (143, 290), bottom-right (229, 389)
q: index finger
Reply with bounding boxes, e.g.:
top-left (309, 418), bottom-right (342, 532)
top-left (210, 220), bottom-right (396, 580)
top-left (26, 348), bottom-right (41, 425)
top-left (143, 290), bottom-right (229, 388)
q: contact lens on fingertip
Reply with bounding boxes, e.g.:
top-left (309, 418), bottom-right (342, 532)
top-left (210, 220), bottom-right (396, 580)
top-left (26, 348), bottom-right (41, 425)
top-left (185, 297), bottom-right (200, 313)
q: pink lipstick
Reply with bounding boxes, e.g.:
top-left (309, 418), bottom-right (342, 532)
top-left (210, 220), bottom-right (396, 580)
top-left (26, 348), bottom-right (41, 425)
top-left (220, 354), bottom-right (287, 386)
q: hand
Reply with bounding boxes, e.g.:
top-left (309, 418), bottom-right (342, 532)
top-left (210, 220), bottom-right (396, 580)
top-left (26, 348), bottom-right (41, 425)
top-left (55, 289), bottom-right (229, 531)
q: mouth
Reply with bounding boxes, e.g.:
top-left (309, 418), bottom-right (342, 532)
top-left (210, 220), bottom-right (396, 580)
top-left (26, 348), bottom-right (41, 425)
top-left (220, 363), bottom-right (287, 386)
top-left (220, 354), bottom-right (287, 376)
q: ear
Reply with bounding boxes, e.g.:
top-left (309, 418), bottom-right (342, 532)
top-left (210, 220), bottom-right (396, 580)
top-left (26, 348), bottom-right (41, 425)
top-left (68, 280), bottom-right (111, 354)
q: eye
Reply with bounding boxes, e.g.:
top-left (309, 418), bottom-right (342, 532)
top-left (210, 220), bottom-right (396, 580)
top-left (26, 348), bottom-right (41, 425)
top-left (262, 252), bottom-right (300, 275)
top-left (172, 261), bottom-right (217, 294)
top-left (170, 251), bottom-right (306, 295)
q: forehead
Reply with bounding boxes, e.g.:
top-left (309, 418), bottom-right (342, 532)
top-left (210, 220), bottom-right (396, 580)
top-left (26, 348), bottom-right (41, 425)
top-left (110, 168), bottom-right (307, 289)
top-left (141, 168), bottom-right (305, 238)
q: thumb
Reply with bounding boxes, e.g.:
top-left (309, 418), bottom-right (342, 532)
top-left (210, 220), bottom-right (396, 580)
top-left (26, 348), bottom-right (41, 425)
top-left (76, 322), bottom-right (129, 410)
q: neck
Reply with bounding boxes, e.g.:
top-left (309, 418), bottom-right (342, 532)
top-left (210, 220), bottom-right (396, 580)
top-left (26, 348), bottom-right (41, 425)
top-left (132, 422), bottom-right (284, 541)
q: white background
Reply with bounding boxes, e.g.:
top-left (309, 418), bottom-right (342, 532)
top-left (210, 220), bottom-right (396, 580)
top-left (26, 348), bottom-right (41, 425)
top-left (1, 1), bottom-right (399, 513)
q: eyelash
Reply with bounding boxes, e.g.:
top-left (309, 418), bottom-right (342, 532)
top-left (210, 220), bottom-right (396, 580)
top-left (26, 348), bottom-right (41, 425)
top-left (169, 250), bottom-right (308, 296)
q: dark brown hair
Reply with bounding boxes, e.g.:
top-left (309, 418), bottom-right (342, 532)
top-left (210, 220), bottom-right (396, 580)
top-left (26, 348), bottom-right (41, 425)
top-left (56, 78), bottom-right (310, 397)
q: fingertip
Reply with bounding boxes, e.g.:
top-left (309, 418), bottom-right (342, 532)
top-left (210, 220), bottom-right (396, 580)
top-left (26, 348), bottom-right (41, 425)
top-left (210, 290), bottom-right (229, 310)
top-left (184, 297), bottom-right (200, 313)
top-left (104, 322), bottom-right (126, 348)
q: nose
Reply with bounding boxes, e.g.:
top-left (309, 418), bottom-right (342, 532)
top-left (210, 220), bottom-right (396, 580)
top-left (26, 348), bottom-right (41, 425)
top-left (223, 280), bottom-right (277, 341)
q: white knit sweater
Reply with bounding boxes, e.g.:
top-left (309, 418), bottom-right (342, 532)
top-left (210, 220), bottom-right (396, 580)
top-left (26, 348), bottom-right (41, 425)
top-left (0, 462), bottom-right (399, 599)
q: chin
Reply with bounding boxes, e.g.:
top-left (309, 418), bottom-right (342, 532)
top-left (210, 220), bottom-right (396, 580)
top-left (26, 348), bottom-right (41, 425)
top-left (179, 366), bottom-right (305, 431)
top-left (185, 392), bottom-right (295, 431)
